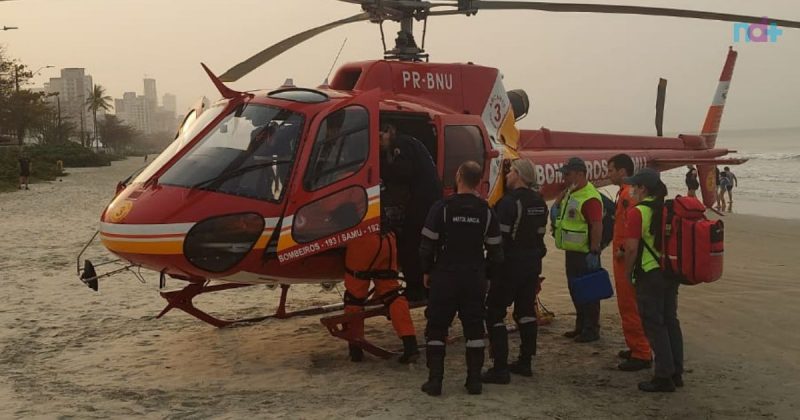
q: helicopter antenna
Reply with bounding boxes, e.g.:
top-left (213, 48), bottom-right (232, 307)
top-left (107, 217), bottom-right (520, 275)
top-left (379, 21), bottom-right (387, 52)
top-left (421, 16), bottom-right (428, 52)
top-left (325, 37), bottom-right (348, 84)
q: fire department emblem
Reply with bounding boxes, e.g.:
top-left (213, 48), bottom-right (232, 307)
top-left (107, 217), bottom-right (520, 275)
top-left (108, 200), bottom-right (133, 223)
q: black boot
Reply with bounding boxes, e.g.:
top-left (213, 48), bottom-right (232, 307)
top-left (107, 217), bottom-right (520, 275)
top-left (464, 346), bottom-right (485, 395)
top-left (638, 377), bottom-right (676, 393)
top-left (618, 358), bottom-right (652, 372)
top-left (348, 344), bottom-right (364, 362)
top-left (672, 373), bottom-right (684, 388)
top-left (421, 344), bottom-right (445, 396)
top-left (482, 325), bottom-right (510, 384)
top-left (509, 322), bottom-right (537, 377)
top-left (399, 335), bottom-right (420, 364)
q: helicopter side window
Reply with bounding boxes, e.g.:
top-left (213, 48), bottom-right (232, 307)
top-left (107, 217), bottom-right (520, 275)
top-left (292, 186), bottom-right (368, 243)
top-left (442, 125), bottom-right (484, 188)
top-left (304, 106), bottom-right (369, 191)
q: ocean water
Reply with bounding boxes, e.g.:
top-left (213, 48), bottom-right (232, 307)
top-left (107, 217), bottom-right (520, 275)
top-left (659, 127), bottom-right (800, 220)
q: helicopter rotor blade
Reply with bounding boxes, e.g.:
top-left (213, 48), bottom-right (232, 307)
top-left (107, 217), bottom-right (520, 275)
top-left (219, 12), bottom-right (371, 82)
top-left (337, 0), bottom-right (455, 8)
top-left (428, 1), bottom-right (800, 28)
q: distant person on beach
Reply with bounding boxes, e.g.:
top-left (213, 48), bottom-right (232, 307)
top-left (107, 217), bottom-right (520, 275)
top-left (18, 153), bottom-right (31, 190)
top-left (144, 154), bottom-right (148, 162)
top-left (722, 167), bottom-right (738, 206)
top-left (685, 166), bottom-right (699, 198)
top-left (714, 167), bottom-right (723, 209)
top-left (718, 170), bottom-right (732, 209)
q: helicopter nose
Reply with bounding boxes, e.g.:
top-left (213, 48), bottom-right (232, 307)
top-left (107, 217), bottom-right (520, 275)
top-left (99, 183), bottom-right (284, 278)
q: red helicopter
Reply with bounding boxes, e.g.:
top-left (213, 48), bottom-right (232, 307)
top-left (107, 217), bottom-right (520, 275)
top-left (78, 0), bottom-right (800, 357)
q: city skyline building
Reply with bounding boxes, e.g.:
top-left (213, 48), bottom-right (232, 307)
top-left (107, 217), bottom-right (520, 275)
top-left (143, 78), bottom-right (157, 115)
top-left (113, 78), bottom-right (179, 135)
top-left (44, 68), bottom-right (97, 142)
top-left (162, 93), bottom-right (176, 114)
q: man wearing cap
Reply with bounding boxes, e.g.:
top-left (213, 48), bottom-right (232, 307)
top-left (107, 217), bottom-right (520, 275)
top-left (608, 154), bottom-right (652, 371)
top-left (380, 121), bottom-right (442, 302)
top-left (552, 157), bottom-right (604, 343)
top-left (622, 168), bottom-right (683, 392)
top-left (482, 159), bottom-right (548, 384)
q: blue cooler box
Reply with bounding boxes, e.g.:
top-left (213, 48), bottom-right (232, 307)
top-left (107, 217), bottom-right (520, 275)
top-left (570, 268), bottom-right (614, 305)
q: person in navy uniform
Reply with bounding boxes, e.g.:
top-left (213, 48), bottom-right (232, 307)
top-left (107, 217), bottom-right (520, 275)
top-left (380, 120), bottom-right (442, 302)
top-left (418, 161), bottom-right (503, 396)
top-left (482, 159), bottom-right (548, 384)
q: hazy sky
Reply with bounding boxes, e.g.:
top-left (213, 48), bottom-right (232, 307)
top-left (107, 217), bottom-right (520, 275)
top-left (1, 0), bottom-right (798, 135)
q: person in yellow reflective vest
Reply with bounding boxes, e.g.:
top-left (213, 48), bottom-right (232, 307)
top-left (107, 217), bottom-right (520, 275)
top-left (552, 157), bottom-right (604, 343)
top-left (622, 168), bottom-right (684, 393)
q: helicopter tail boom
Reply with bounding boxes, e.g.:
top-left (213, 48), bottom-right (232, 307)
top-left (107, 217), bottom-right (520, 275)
top-left (697, 47), bottom-right (738, 207)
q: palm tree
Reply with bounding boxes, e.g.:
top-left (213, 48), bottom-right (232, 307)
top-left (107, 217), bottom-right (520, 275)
top-left (85, 84), bottom-right (112, 149)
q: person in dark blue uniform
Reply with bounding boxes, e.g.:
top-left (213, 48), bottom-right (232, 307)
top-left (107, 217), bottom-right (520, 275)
top-left (418, 161), bottom-right (503, 396)
top-left (482, 159), bottom-right (548, 384)
top-left (380, 121), bottom-right (442, 302)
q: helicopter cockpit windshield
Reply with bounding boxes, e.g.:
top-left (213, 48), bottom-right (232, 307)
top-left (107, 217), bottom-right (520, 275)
top-left (158, 102), bottom-right (305, 202)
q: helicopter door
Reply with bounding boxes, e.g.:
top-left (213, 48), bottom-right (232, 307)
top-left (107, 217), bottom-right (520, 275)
top-left (275, 92), bottom-right (381, 264)
top-left (435, 115), bottom-right (493, 196)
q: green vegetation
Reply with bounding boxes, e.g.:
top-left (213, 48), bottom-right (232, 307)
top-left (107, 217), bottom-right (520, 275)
top-left (86, 84), bottom-right (113, 149)
top-left (0, 48), bottom-right (174, 193)
top-left (0, 143), bottom-right (123, 191)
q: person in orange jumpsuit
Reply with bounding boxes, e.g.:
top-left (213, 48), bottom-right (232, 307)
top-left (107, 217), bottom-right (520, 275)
top-left (344, 230), bottom-right (419, 364)
top-left (607, 154), bottom-right (652, 371)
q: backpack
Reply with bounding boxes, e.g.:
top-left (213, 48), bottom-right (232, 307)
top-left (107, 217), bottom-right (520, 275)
top-left (599, 193), bottom-right (615, 250)
top-left (654, 196), bottom-right (724, 285)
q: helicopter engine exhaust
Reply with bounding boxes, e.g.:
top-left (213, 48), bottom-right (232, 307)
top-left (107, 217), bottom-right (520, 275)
top-left (507, 89), bottom-right (530, 121)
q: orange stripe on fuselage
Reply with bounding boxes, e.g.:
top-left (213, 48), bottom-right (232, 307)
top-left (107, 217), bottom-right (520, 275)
top-left (100, 232), bottom-right (185, 239)
top-left (101, 238), bottom-right (184, 255)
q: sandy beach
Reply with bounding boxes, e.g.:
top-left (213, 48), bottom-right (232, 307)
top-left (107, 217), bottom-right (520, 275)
top-left (1, 157), bottom-right (798, 419)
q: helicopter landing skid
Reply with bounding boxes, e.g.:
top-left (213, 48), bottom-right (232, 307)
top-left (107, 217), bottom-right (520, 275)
top-left (157, 283), bottom-right (343, 328)
top-left (319, 300), bottom-right (427, 359)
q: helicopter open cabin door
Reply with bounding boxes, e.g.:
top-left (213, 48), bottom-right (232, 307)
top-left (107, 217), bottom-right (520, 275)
top-left (434, 114), bottom-right (493, 197)
top-left (275, 90), bottom-right (381, 264)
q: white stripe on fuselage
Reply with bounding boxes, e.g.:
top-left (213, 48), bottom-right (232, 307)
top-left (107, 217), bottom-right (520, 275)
top-left (99, 217), bottom-right (281, 236)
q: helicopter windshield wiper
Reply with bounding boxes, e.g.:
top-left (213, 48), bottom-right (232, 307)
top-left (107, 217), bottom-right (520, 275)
top-left (191, 160), bottom-right (293, 190)
top-left (120, 165), bottom-right (148, 186)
